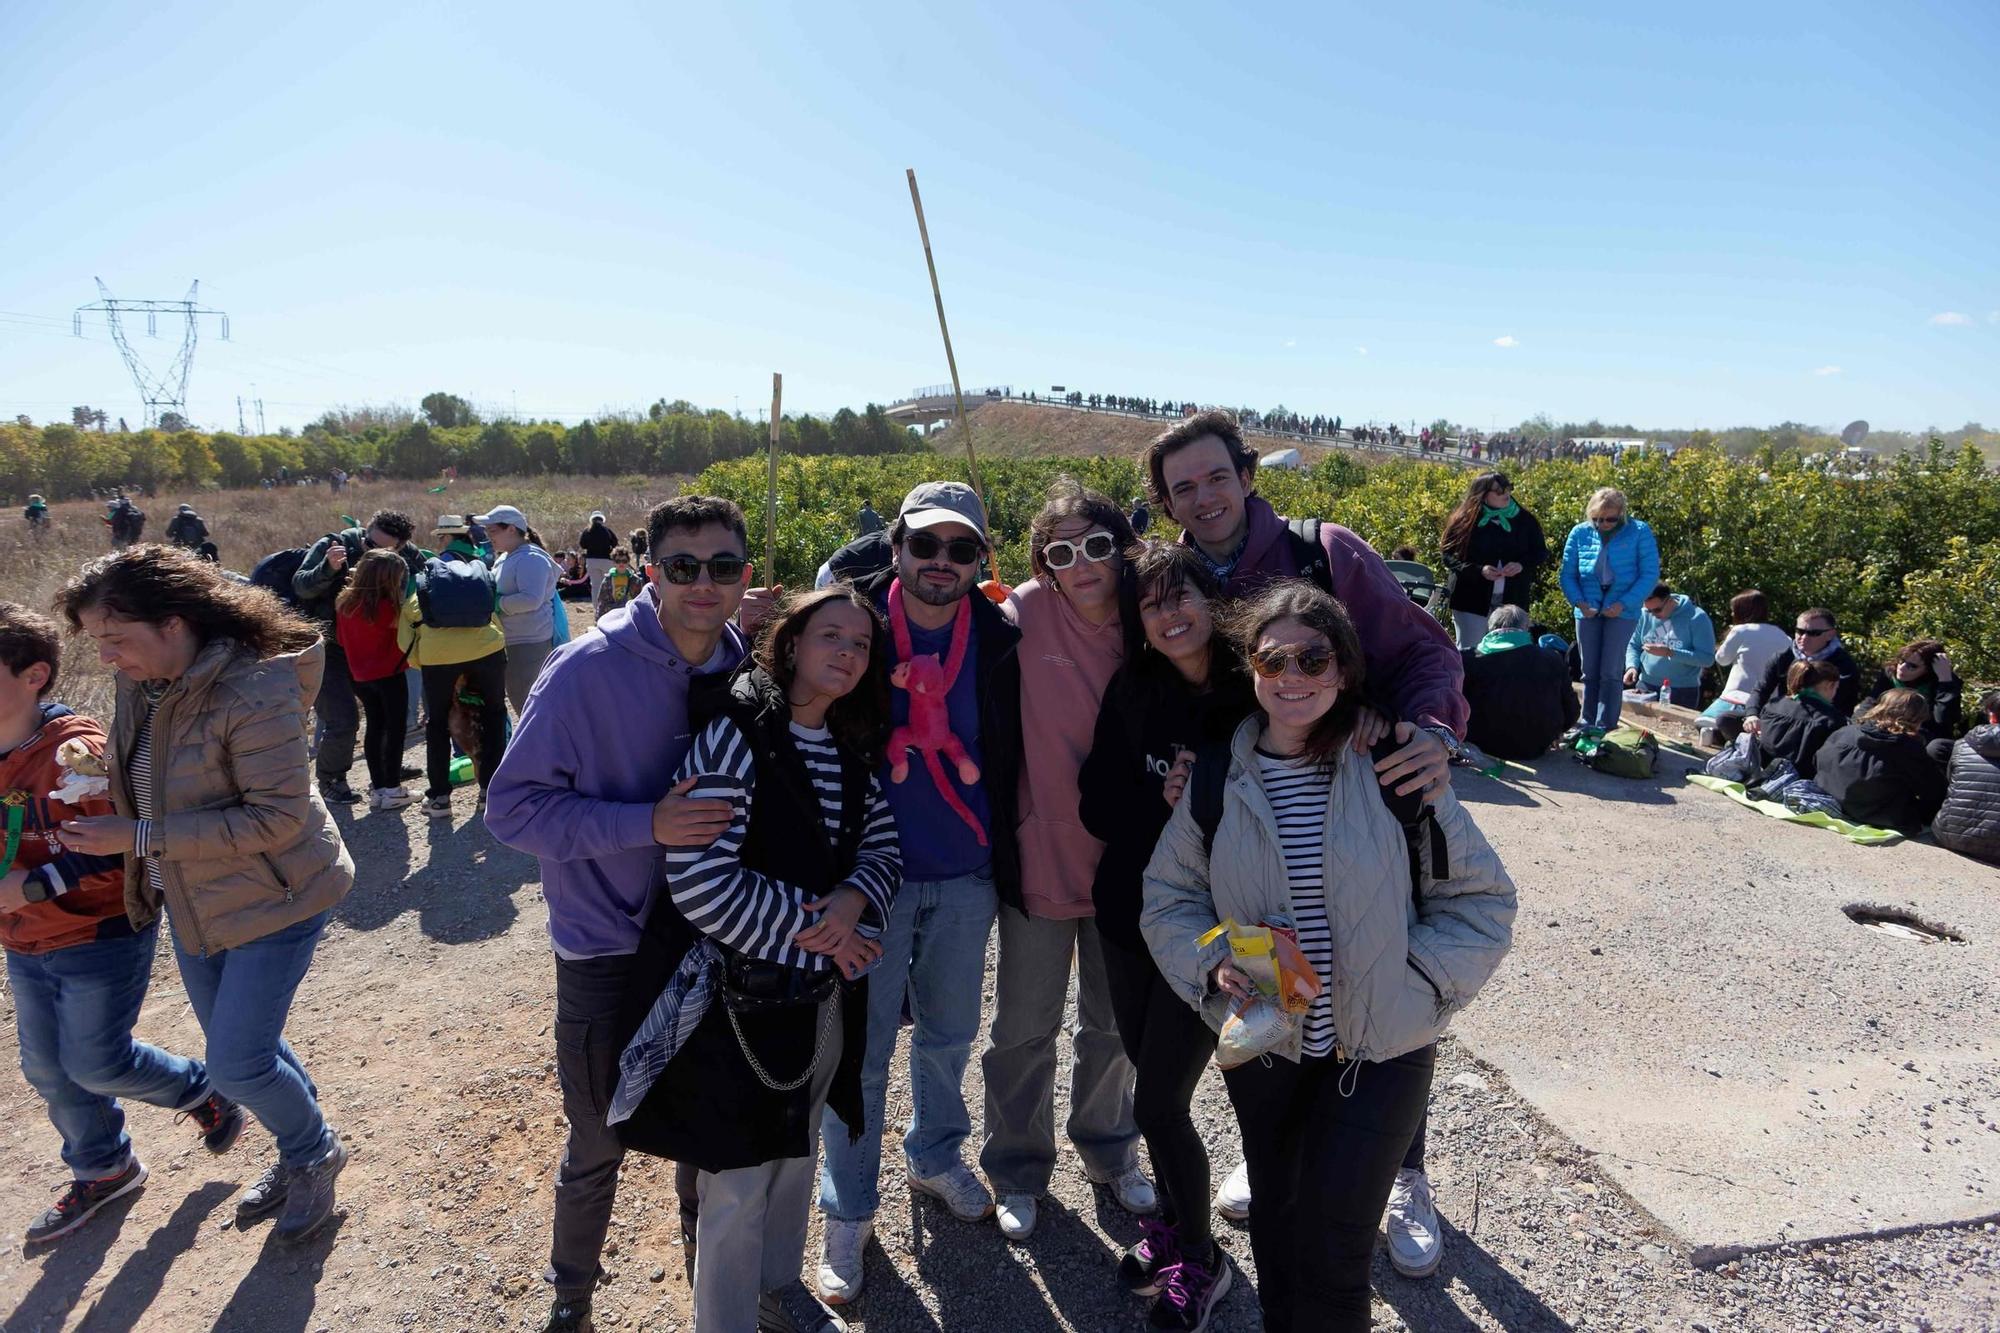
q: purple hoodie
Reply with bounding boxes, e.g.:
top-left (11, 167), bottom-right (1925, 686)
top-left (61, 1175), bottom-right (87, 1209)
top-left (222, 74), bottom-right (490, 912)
top-left (484, 583), bottom-right (747, 958)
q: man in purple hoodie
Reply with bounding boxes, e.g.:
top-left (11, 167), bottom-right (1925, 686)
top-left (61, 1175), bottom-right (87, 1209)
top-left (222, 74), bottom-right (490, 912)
top-left (485, 496), bottom-right (752, 1333)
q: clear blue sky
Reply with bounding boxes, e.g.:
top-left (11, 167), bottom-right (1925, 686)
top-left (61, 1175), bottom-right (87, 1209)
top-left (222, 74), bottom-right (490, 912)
top-left (3, 0), bottom-right (1995, 434)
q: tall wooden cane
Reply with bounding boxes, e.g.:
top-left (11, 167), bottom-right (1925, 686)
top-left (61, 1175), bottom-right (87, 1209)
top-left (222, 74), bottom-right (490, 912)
top-left (906, 169), bottom-right (985, 503)
top-left (766, 372), bottom-right (782, 580)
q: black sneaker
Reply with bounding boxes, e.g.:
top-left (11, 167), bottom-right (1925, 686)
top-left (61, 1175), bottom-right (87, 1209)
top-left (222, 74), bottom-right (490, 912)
top-left (237, 1161), bottom-right (288, 1220)
top-left (539, 1298), bottom-right (594, 1333)
top-left (27, 1160), bottom-right (149, 1244)
top-left (176, 1091), bottom-right (244, 1154)
top-left (758, 1278), bottom-right (849, 1332)
top-left (1118, 1218), bottom-right (1181, 1297)
top-left (320, 778), bottom-right (361, 804)
top-left (1148, 1245), bottom-right (1233, 1332)
top-left (272, 1132), bottom-right (348, 1244)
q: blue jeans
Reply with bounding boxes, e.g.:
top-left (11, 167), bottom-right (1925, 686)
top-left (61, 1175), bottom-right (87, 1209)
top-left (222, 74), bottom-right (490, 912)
top-left (8, 925), bottom-right (210, 1178)
top-left (819, 869), bottom-right (998, 1222)
top-left (168, 909), bottom-right (333, 1168)
top-left (1577, 615), bottom-right (1637, 730)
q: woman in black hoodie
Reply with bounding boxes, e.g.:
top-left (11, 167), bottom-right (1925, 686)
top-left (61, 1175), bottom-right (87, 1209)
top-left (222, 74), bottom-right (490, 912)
top-left (1078, 542), bottom-right (1252, 1328)
top-left (1754, 659), bottom-right (1846, 780)
top-left (1816, 689), bottom-right (1948, 835)
top-left (1858, 638), bottom-right (1962, 745)
top-left (1437, 471), bottom-right (1548, 649)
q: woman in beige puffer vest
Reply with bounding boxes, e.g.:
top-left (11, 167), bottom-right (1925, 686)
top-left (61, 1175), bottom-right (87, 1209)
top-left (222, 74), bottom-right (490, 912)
top-left (57, 546), bottom-right (354, 1246)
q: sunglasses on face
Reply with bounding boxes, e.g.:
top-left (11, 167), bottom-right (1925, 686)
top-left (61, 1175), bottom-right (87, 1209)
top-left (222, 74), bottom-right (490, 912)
top-left (1250, 646), bottom-right (1336, 680)
top-left (905, 532), bottom-right (983, 565)
top-left (1592, 514), bottom-right (1624, 526)
top-left (660, 554), bottom-right (747, 585)
top-left (1041, 531), bottom-right (1117, 570)
top-left (1794, 625), bottom-right (1832, 638)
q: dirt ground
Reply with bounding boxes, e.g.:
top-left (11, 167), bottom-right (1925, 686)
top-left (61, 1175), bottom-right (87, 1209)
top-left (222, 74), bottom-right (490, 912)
top-left (2, 745), bottom-right (1998, 1331)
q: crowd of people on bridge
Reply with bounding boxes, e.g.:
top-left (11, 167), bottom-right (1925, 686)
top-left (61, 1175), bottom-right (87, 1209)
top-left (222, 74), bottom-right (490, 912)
top-left (1, 406), bottom-right (1993, 1333)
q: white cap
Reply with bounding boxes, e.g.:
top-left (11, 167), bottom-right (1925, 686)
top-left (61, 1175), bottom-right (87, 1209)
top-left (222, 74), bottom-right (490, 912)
top-left (473, 505), bottom-right (528, 529)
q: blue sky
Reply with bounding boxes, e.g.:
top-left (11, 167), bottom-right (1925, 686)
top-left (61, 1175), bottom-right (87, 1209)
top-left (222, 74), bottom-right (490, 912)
top-left (2, 0), bottom-right (1995, 433)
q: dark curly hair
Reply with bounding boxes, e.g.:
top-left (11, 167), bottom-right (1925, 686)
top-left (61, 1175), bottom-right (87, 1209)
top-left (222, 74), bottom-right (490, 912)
top-left (57, 544), bottom-right (320, 659)
top-left (754, 584), bottom-right (891, 761)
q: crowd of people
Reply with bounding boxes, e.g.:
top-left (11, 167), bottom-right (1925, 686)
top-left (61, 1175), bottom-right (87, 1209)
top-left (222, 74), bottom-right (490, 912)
top-left (1, 407), bottom-right (1993, 1333)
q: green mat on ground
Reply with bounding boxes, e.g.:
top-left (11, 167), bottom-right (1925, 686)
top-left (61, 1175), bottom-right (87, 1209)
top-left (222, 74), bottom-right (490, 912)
top-left (1685, 774), bottom-right (1903, 845)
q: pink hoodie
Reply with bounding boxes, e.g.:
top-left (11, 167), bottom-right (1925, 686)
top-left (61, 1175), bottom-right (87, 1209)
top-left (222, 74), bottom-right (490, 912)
top-left (1008, 576), bottom-right (1124, 919)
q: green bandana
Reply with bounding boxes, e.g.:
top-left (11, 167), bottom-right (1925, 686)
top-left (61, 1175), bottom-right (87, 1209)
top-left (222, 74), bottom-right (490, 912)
top-left (1476, 628), bottom-right (1531, 656)
top-left (1477, 498), bottom-right (1521, 531)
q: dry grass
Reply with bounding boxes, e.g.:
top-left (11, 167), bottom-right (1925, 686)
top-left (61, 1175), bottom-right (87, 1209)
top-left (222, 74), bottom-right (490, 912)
top-left (0, 474), bottom-right (684, 719)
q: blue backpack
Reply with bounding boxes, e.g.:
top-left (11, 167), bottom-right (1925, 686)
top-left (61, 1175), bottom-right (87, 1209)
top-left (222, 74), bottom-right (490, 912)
top-left (248, 547), bottom-right (310, 607)
top-left (417, 556), bottom-right (496, 628)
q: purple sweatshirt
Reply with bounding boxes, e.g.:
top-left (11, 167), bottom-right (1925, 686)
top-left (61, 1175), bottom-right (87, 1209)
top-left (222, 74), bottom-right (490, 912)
top-left (484, 584), bottom-right (747, 958)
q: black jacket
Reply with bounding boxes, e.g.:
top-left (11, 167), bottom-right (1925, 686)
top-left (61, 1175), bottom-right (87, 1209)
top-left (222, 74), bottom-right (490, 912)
top-left (1755, 692), bottom-right (1845, 780)
top-left (1858, 670), bottom-right (1962, 744)
top-left (1934, 724), bottom-right (2000, 865)
top-left (578, 521), bottom-right (617, 560)
top-left (1814, 722), bottom-right (1947, 836)
top-left (1460, 643), bottom-right (1579, 760)
top-left (1748, 645), bottom-right (1861, 718)
top-left (165, 513), bottom-right (208, 548)
top-left (616, 668), bottom-right (874, 1172)
top-left (1078, 657), bottom-right (1253, 951)
top-left (1439, 509), bottom-right (1548, 615)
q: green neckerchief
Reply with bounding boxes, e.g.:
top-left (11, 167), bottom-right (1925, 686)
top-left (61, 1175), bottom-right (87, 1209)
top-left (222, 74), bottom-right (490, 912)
top-left (1477, 498), bottom-right (1521, 531)
top-left (1476, 628), bottom-right (1531, 656)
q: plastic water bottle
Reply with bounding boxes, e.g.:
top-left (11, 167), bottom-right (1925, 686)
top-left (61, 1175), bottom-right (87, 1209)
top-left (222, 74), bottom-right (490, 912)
top-left (1657, 679), bottom-right (1673, 706)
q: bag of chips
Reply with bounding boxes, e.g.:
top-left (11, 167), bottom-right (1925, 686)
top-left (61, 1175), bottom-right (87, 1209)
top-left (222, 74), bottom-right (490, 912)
top-left (1199, 919), bottom-right (1325, 1068)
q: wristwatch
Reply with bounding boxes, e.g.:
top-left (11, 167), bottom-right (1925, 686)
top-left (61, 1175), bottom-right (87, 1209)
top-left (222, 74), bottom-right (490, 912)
top-left (21, 872), bottom-right (51, 904)
top-left (1420, 724), bottom-right (1464, 763)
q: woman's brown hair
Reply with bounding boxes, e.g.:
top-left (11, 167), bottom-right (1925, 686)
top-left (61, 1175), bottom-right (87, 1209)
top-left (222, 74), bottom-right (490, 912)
top-left (1785, 658), bottom-right (1840, 696)
top-left (1027, 476), bottom-right (1137, 579)
top-left (1861, 687), bottom-right (1928, 737)
top-left (1729, 590), bottom-right (1769, 626)
top-left (754, 585), bottom-right (891, 762)
top-left (1888, 637), bottom-right (1945, 674)
top-left (1441, 471), bottom-right (1512, 560)
top-left (57, 544), bottom-right (320, 659)
top-left (1225, 579), bottom-right (1366, 768)
top-left (335, 548), bottom-right (408, 621)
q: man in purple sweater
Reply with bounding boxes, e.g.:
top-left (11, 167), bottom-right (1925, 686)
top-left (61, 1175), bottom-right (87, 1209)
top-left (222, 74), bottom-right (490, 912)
top-left (485, 496), bottom-right (753, 1333)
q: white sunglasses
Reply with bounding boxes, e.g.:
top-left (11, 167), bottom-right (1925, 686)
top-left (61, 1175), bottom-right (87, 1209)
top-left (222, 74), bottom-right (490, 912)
top-left (1042, 531), bottom-right (1118, 570)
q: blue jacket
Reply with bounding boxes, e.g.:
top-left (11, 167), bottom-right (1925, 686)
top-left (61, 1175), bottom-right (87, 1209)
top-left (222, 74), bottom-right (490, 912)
top-left (1625, 593), bottom-right (1716, 691)
top-left (1560, 517), bottom-right (1660, 621)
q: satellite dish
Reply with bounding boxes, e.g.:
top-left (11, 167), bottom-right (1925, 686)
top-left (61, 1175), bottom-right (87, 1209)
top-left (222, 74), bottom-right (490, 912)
top-left (1841, 420), bottom-right (1870, 449)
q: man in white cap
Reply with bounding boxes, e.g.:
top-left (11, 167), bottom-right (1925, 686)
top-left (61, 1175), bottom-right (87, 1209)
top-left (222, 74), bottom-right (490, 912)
top-left (477, 505), bottom-right (562, 714)
top-left (577, 511), bottom-right (618, 602)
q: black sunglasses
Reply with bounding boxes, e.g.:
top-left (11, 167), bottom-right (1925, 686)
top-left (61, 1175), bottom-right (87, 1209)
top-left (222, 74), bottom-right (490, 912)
top-left (906, 532), bottom-right (983, 565)
top-left (660, 554), bottom-right (747, 586)
top-left (1794, 625), bottom-right (1833, 637)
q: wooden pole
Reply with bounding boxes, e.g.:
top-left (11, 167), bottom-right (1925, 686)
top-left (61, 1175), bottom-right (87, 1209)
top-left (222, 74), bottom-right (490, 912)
top-left (905, 168), bottom-right (984, 502)
top-left (766, 372), bottom-right (782, 580)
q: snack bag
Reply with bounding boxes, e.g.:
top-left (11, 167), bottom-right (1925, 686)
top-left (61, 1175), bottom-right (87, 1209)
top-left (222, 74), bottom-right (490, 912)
top-left (48, 738), bottom-right (111, 806)
top-left (1198, 919), bottom-right (1323, 1014)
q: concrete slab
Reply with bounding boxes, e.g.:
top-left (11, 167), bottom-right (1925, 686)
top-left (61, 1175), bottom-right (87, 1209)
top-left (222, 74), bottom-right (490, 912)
top-left (1452, 747), bottom-right (2000, 1259)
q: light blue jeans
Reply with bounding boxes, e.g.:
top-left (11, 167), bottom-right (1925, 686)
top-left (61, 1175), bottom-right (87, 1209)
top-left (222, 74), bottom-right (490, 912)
top-left (1577, 614), bottom-right (1637, 730)
top-left (819, 868), bottom-right (998, 1222)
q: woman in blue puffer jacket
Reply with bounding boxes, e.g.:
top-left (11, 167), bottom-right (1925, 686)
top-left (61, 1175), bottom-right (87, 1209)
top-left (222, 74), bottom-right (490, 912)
top-left (1559, 487), bottom-right (1661, 734)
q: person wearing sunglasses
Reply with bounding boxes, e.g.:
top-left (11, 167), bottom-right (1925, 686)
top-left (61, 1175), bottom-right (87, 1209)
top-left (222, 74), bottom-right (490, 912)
top-left (1558, 487), bottom-right (1661, 736)
top-left (476, 505), bottom-right (562, 717)
top-left (1140, 581), bottom-right (1515, 1333)
top-left (815, 481), bottom-right (1022, 1306)
top-left (980, 481), bottom-right (1156, 1247)
top-left (1740, 606), bottom-right (1861, 732)
top-left (486, 497), bottom-right (755, 1333)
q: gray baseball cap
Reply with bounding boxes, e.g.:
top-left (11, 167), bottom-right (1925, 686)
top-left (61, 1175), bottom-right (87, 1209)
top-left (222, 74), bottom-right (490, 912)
top-left (897, 481), bottom-right (988, 543)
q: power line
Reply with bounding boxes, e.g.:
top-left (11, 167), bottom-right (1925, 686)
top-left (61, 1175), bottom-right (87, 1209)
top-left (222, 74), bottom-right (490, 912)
top-left (72, 278), bottom-right (231, 427)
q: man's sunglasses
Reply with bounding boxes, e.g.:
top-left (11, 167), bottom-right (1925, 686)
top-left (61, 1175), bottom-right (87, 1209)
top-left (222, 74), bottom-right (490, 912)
top-left (659, 554), bottom-right (747, 585)
top-left (1250, 646), bottom-right (1336, 680)
top-left (1794, 625), bottom-right (1833, 637)
top-left (1042, 531), bottom-right (1118, 570)
top-left (906, 532), bottom-right (983, 565)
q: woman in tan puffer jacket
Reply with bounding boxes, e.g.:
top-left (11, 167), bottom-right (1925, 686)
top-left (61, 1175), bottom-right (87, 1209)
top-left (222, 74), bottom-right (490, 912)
top-left (57, 545), bottom-right (355, 1246)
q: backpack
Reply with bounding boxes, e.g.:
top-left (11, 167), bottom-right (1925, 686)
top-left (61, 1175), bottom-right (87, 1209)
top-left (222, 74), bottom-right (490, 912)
top-left (1188, 735), bottom-right (1450, 913)
top-left (417, 556), bottom-right (498, 628)
top-left (1574, 724), bottom-right (1659, 779)
top-left (248, 547), bottom-right (310, 607)
top-left (1282, 518), bottom-right (1337, 595)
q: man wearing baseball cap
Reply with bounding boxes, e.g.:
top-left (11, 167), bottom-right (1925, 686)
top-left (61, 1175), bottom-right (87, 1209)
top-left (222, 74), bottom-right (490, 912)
top-left (814, 481), bottom-right (1023, 1305)
top-left (475, 505), bottom-right (561, 713)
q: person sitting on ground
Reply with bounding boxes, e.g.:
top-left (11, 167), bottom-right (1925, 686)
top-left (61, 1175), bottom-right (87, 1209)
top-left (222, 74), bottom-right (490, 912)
top-left (1438, 471), bottom-right (1547, 650)
top-left (593, 547), bottom-right (645, 616)
top-left (1814, 689), bottom-right (1949, 835)
top-left (1753, 659), bottom-right (1846, 780)
top-left (164, 504), bottom-right (208, 550)
top-left (1622, 582), bottom-right (1716, 707)
top-left (1460, 605), bottom-right (1579, 760)
top-left (1933, 690), bottom-right (2000, 866)
top-left (1858, 639), bottom-right (1962, 746)
top-left (555, 551), bottom-right (593, 602)
top-left (1743, 607), bottom-right (1860, 729)
top-left (1699, 591), bottom-right (1791, 747)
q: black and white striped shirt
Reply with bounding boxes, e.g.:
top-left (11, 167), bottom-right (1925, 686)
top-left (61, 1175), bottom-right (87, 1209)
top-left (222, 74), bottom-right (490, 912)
top-left (663, 715), bottom-right (900, 972)
top-left (129, 685), bottom-right (167, 896)
top-left (1255, 748), bottom-right (1337, 1058)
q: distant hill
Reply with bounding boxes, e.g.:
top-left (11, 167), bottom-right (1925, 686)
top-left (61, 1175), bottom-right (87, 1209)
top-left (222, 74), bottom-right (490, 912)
top-left (929, 399), bottom-right (1406, 466)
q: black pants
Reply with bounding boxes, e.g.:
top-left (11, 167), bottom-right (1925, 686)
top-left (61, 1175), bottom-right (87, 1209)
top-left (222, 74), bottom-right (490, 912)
top-left (1098, 931), bottom-right (1218, 1254)
top-left (550, 954), bottom-right (698, 1302)
top-left (314, 638), bottom-right (360, 784)
top-left (352, 673), bottom-right (409, 791)
top-left (1223, 1043), bottom-right (1436, 1333)
top-left (420, 651), bottom-right (508, 799)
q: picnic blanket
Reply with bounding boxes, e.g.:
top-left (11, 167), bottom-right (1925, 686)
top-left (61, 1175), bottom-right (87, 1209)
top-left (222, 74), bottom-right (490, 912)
top-left (1686, 773), bottom-right (1903, 846)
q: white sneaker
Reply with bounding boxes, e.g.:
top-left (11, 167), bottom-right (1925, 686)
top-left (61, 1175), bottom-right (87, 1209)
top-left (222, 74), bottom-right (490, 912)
top-left (905, 1161), bottom-right (993, 1222)
top-left (1089, 1164), bottom-right (1158, 1216)
top-left (376, 786), bottom-right (416, 811)
top-left (1385, 1168), bottom-right (1443, 1278)
top-left (1214, 1160), bottom-right (1252, 1222)
top-left (995, 1193), bottom-right (1037, 1242)
top-left (816, 1216), bottom-right (871, 1306)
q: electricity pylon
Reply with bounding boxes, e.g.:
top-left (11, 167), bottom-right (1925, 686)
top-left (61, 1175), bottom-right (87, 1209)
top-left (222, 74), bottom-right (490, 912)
top-left (73, 278), bottom-right (231, 427)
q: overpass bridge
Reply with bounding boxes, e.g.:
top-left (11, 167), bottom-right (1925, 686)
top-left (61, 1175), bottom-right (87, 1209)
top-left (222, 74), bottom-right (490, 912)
top-left (883, 384), bottom-right (1013, 429)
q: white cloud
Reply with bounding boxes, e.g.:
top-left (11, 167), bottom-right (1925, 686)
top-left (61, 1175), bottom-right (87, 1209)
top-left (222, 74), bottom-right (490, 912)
top-left (1283, 338), bottom-right (1297, 348)
top-left (1492, 335), bottom-right (1519, 348)
top-left (1812, 365), bottom-right (1842, 377)
top-left (1928, 311), bottom-right (1973, 326)
top-left (1355, 346), bottom-right (1369, 356)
